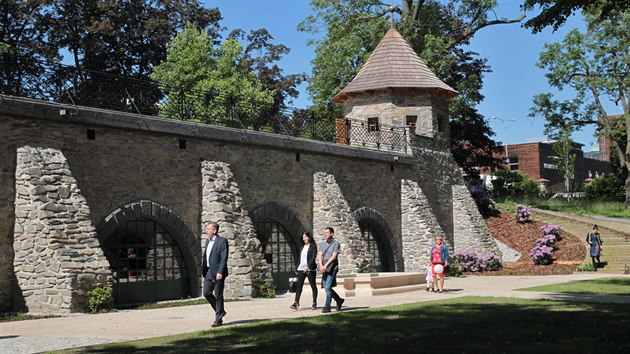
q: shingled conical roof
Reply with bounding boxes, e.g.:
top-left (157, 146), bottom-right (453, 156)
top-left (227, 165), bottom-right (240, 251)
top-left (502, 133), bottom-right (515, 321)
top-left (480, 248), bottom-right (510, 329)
top-left (332, 28), bottom-right (458, 103)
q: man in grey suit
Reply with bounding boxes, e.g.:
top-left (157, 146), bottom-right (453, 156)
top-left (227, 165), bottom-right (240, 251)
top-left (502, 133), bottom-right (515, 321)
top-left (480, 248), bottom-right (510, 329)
top-left (202, 222), bottom-right (229, 327)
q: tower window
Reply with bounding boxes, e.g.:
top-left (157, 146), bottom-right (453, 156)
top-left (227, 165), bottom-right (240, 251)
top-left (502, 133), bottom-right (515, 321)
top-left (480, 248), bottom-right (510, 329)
top-left (368, 117), bottom-right (379, 132)
top-left (405, 116), bottom-right (417, 127)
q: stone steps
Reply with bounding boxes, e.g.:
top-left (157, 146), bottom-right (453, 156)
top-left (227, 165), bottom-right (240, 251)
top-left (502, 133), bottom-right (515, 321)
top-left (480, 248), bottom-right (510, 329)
top-left (534, 209), bottom-right (630, 275)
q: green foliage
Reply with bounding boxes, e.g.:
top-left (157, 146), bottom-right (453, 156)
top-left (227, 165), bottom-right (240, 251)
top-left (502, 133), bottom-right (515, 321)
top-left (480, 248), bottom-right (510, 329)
top-left (496, 198), bottom-right (630, 218)
top-left (298, 1), bottom-right (514, 178)
top-left (445, 259), bottom-right (463, 277)
top-left (491, 169), bottom-right (542, 199)
top-left (87, 286), bottom-right (113, 313)
top-left (80, 297), bottom-right (630, 353)
top-left (522, 0), bottom-right (629, 33)
top-left (583, 174), bottom-right (625, 202)
top-left (551, 127), bottom-right (577, 192)
top-left (528, 11), bottom-right (630, 206)
top-left (575, 262), bottom-right (595, 272)
top-left (255, 278), bottom-right (276, 298)
top-left (151, 25), bottom-right (273, 125)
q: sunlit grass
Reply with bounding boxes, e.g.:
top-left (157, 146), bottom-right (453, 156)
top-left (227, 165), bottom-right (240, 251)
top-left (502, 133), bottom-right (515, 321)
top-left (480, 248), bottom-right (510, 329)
top-left (59, 297), bottom-right (630, 353)
top-left (519, 277), bottom-right (630, 296)
top-left (496, 199), bottom-right (630, 218)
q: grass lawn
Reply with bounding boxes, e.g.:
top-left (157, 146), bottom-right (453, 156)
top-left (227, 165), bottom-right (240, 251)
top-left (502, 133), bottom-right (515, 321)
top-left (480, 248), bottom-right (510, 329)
top-left (496, 199), bottom-right (630, 218)
top-left (519, 277), bottom-right (630, 296)
top-left (61, 296), bottom-right (630, 353)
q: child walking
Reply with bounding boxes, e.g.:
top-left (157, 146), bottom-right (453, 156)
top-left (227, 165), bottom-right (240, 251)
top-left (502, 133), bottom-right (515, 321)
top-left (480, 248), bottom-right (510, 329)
top-left (425, 262), bottom-right (434, 292)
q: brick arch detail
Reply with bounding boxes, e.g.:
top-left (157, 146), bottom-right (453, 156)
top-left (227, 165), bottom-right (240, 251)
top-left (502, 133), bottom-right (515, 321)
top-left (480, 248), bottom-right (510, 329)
top-left (95, 199), bottom-right (201, 297)
top-left (249, 202), bottom-right (306, 247)
top-left (353, 206), bottom-right (403, 272)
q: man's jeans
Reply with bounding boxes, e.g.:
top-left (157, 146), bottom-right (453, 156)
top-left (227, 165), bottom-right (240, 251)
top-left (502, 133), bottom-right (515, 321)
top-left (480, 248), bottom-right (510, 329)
top-left (322, 268), bottom-right (341, 308)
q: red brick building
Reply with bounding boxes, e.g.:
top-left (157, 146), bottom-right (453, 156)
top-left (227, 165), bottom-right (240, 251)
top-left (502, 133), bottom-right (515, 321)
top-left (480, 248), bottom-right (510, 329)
top-left (501, 141), bottom-right (611, 192)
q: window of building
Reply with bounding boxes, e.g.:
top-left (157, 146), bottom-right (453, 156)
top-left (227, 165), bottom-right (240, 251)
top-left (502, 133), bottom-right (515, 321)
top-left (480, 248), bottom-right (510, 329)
top-left (368, 117), bottom-right (379, 132)
top-left (543, 163), bottom-right (557, 170)
top-left (405, 115), bottom-right (417, 127)
top-left (508, 157), bottom-right (519, 170)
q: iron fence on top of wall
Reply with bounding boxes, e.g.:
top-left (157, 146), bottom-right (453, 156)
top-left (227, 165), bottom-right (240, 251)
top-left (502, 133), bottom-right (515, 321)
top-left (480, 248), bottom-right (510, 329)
top-left (0, 51), bottom-right (409, 152)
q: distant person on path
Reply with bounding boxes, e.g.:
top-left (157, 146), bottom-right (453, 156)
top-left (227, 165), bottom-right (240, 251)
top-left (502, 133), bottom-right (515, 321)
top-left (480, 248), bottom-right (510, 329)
top-left (586, 224), bottom-right (603, 271)
top-left (290, 231), bottom-right (318, 310)
top-left (318, 227), bottom-right (344, 313)
top-left (202, 222), bottom-right (229, 327)
top-left (429, 235), bottom-right (449, 293)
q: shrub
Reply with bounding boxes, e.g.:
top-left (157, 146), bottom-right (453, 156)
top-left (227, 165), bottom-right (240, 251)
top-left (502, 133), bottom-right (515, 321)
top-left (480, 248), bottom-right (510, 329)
top-left (575, 262), bottom-right (594, 272)
top-left (534, 234), bottom-right (559, 249)
top-left (530, 245), bottom-right (554, 265)
top-left (255, 278), bottom-right (276, 298)
top-left (515, 204), bottom-right (532, 223)
top-left (446, 260), bottom-right (463, 277)
top-left (452, 251), bottom-right (482, 272)
top-left (87, 286), bottom-right (113, 313)
top-left (491, 169), bottom-right (543, 199)
top-left (451, 251), bottom-right (502, 272)
top-left (540, 224), bottom-right (562, 239)
top-left (481, 252), bottom-right (503, 271)
top-left (469, 186), bottom-right (494, 217)
top-left (583, 174), bottom-right (625, 202)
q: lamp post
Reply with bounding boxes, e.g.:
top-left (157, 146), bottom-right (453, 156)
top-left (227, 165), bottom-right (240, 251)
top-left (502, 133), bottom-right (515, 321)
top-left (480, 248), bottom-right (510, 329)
top-left (492, 116), bottom-right (516, 166)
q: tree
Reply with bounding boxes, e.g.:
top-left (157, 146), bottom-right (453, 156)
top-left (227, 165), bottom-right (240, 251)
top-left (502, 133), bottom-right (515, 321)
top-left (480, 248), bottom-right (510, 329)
top-left (522, 0), bottom-right (630, 33)
top-left (150, 25), bottom-right (273, 126)
top-left (1, 0), bottom-right (221, 103)
top-left (529, 12), bottom-right (630, 206)
top-left (230, 28), bottom-right (307, 130)
top-left (0, 1), bottom-right (58, 97)
top-left (298, 0), bottom-right (520, 179)
top-left (41, 0), bottom-right (221, 77)
top-left (551, 127), bottom-right (577, 192)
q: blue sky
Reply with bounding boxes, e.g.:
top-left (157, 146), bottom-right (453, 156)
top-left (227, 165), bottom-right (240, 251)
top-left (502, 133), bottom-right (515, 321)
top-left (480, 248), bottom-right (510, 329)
top-left (206, 0), bottom-right (624, 152)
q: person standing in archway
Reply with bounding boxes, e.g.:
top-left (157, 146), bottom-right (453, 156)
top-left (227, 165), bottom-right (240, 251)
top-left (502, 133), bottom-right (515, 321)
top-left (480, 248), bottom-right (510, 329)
top-left (202, 222), bottom-right (229, 327)
top-left (290, 231), bottom-right (318, 310)
top-left (318, 227), bottom-right (344, 313)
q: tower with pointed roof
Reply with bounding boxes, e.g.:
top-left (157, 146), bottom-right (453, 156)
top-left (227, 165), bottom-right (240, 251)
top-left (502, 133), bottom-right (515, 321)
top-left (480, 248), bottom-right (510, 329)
top-left (332, 27), bottom-right (457, 152)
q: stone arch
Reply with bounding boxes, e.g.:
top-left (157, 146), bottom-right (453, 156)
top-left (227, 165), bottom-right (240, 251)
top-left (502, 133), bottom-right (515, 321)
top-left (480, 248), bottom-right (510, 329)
top-left (353, 206), bottom-right (403, 272)
top-left (95, 199), bottom-right (201, 297)
top-left (249, 202), bottom-right (306, 247)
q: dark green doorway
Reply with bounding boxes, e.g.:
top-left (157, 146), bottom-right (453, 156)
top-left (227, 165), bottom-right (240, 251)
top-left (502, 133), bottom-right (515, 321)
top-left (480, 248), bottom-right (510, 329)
top-left (256, 220), bottom-right (298, 291)
top-left (102, 217), bottom-right (190, 305)
top-left (359, 221), bottom-right (390, 272)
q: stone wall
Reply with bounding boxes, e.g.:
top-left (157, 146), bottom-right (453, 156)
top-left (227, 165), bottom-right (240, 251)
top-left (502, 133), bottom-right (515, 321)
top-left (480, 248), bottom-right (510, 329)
top-left (13, 146), bottom-right (110, 313)
top-left (200, 161), bottom-right (267, 298)
top-left (400, 179), bottom-right (448, 273)
top-left (0, 97), bottom-right (495, 313)
top-left (312, 172), bottom-right (361, 274)
top-left (452, 184), bottom-right (500, 255)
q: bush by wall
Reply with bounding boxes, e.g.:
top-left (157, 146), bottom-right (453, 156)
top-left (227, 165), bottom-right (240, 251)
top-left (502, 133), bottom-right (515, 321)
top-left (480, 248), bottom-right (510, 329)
top-left (451, 251), bottom-right (503, 272)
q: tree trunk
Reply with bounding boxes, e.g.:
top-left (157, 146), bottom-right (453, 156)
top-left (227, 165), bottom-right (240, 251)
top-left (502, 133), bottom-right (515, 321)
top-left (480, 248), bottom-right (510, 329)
top-left (626, 173), bottom-right (630, 208)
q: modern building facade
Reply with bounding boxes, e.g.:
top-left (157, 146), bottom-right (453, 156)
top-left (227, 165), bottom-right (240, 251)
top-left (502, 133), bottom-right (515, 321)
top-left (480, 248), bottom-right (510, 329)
top-left (502, 141), bottom-right (611, 192)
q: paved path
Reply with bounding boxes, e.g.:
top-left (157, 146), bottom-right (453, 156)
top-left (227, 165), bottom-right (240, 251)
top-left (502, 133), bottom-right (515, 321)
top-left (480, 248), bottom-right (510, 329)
top-left (2, 273), bottom-right (629, 353)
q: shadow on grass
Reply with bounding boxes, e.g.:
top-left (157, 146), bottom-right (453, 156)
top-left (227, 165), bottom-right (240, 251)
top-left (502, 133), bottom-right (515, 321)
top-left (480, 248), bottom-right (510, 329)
top-left (71, 297), bottom-right (630, 353)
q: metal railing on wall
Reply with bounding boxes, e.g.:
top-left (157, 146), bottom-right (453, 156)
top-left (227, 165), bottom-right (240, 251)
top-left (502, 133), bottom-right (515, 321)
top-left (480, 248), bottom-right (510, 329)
top-left (1, 51), bottom-right (409, 153)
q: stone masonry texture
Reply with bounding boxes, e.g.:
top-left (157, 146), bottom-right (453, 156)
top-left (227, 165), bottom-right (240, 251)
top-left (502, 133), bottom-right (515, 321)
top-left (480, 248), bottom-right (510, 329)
top-left (0, 97), bottom-right (496, 313)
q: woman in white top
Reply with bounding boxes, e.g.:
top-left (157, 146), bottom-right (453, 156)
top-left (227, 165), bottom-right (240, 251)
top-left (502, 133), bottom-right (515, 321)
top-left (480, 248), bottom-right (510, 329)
top-left (290, 231), bottom-right (318, 310)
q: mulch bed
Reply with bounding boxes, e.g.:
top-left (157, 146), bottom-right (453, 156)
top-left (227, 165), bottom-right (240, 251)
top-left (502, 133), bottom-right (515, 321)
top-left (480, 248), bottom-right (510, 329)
top-left (473, 212), bottom-right (587, 276)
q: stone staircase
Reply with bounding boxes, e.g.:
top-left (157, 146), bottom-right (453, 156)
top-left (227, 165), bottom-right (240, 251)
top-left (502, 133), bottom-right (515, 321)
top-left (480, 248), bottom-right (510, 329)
top-left (534, 209), bottom-right (630, 274)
